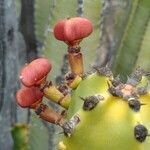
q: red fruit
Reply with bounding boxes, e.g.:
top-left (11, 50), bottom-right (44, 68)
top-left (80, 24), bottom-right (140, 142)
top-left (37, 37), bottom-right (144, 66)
top-left (54, 17), bottom-right (93, 46)
top-left (20, 58), bottom-right (52, 87)
top-left (16, 86), bottom-right (44, 108)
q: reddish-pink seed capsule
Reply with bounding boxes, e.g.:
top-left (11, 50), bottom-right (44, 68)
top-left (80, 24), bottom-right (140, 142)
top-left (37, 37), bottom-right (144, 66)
top-left (20, 58), bottom-right (52, 87)
top-left (16, 86), bottom-right (44, 108)
top-left (54, 17), bottom-right (93, 46)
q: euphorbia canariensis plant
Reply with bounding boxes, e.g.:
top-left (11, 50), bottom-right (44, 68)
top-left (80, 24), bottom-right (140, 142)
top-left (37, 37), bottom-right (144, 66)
top-left (54, 17), bottom-right (93, 77)
top-left (20, 58), bottom-right (70, 109)
top-left (16, 17), bottom-right (150, 150)
top-left (16, 86), bottom-right (64, 125)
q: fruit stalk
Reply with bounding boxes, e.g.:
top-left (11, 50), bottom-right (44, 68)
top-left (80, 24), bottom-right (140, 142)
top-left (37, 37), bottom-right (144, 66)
top-left (67, 46), bottom-right (84, 76)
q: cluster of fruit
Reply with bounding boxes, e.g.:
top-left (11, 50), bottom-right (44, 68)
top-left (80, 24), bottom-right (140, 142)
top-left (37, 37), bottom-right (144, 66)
top-left (16, 17), bottom-right (93, 126)
top-left (16, 17), bottom-right (150, 150)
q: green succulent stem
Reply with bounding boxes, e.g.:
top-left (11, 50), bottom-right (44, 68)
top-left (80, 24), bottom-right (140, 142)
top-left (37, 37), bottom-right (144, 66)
top-left (112, 0), bottom-right (150, 79)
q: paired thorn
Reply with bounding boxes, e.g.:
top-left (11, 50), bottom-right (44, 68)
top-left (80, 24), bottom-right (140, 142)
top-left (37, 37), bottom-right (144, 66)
top-left (108, 86), bottom-right (118, 97)
top-left (68, 46), bottom-right (81, 53)
top-left (65, 72), bottom-right (82, 89)
top-left (58, 84), bottom-right (70, 96)
top-left (80, 96), bottom-right (85, 101)
top-left (35, 104), bottom-right (47, 115)
top-left (108, 82), bottom-right (123, 97)
top-left (127, 68), bottom-right (150, 86)
top-left (82, 69), bottom-right (94, 79)
top-left (62, 115), bottom-right (80, 137)
top-left (137, 87), bottom-right (148, 95)
top-left (40, 81), bottom-right (52, 92)
top-left (61, 110), bottom-right (67, 117)
top-left (128, 68), bottom-right (145, 86)
top-left (80, 95), bottom-right (104, 111)
top-left (134, 124), bottom-right (149, 142)
top-left (128, 98), bottom-right (142, 112)
top-left (93, 66), bottom-right (113, 78)
top-left (111, 75), bottom-right (122, 87)
top-left (126, 77), bottom-right (139, 87)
